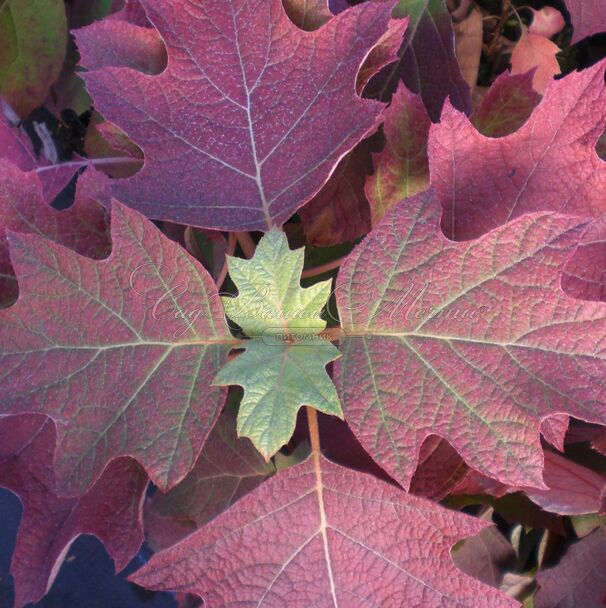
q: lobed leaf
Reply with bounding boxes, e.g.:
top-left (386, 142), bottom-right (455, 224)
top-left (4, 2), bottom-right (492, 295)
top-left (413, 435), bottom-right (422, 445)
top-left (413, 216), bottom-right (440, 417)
top-left (0, 414), bottom-right (147, 608)
top-left (215, 229), bottom-right (342, 458)
top-left (0, 201), bottom-right (233, 494)
top-left (365, 0), bottom-right (472, 121)
top-left (365, 83), bottom-right (431, 225)
top-left (429, 60), bottom-right (606, 240)
top-left (78, 0), bottom-right (400, 230)
top-left (334, 189), bottom-right (606, 490)
top-left (471, 70), bottom-right (540, 138)
top-left (145, 406), bottom-right (275, 550)
top-left (564, 0), bottom-right (606, 43)
top-left (0, 113), bottom-right (82, 202)
top-left (131, 454), bottom-right (516, 607)
top-left (0, 161), bottom-right (110, 307)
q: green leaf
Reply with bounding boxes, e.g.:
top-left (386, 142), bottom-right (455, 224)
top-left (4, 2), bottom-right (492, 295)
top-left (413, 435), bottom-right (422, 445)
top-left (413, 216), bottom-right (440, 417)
top-left (221, 228), bottom-right (333, 338)
top-left (214, 229), bottom-right (342, 458)
top-left (0, 0), bottom-right (67, 117)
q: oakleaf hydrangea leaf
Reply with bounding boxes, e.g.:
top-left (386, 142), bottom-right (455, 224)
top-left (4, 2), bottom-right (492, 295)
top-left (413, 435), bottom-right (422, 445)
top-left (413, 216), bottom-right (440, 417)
top-left (78, 0), bottom-right (399, 230)
top-left (365, 83), bottom-right (431, 225)
top-left (131, 454), bottom-right (516, 607)
top-left (535, 527), bottom-right (606, 607)
top-left (471, 69), bottom-right (540, 138)
top-left (0, 414), bottom-right (147, 608)
top-left (215, 229), bottom-right (342, 458)
top-left (429, 60), bottom-right (606, 240)
top-left (364, 0), bottom-right (472, 121)
top-left (221, 229), bottom-right (332, 338)
top-left (0, 201), bottom-right (234, 495)
top-left (0, 113), bottom-right (82, 202)
top-left (335, 189), bottom-right (606, 490)
top-left (0, 160), bottom-right (110, 307)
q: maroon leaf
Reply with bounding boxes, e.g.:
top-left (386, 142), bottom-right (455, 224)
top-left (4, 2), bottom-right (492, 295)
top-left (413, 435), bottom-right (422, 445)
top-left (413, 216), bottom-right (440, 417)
top-left (0, 414), bottom-right (147, 608)
top-left (540, 414), bottom-right (569, 452)
top-left (535, 527), bottom-right (606, 607)
top-left (0, 114), bottom-right (35, 168)
top-left (409, 437), bottom-right (469, 500)
top-left (334, 189), bottom-right (606, 490)
top-left (144, 407), bottom-right (274, 550)
top-left (453, 470), bottom-right (510, 499)
top-left (78, 0), bottom-right (400, 230)
top-left (523, 451), bottom-right (606, 516)
top-left (564, 0), bottom-right (606, 43)
top-left (108, 0), bottom-right (150, 26)
top-left (292, 409), bottom-right (394, 482)
top-left (132, 455), bottom-right (516, 606)
top-left (429, 60), bottom-right (606, 240)
top-left (471, 70), bottom-right (540, 138)
top-left (594, 432), bottom-right (606, 457)
top-left (0, 201), bottom-right (233, 494)
top-left (454, 450), bottom-right (606, 516)
top-left (451, 526), bottom-right (516, 589)
top-left (365, 0), bottom-right (472, 121)
top-left (0, 161), bottom-right (110, 306)
top-left (83, 113), bottom-right (144, 179)
top-left (299, 140), bottom-right (373, 246)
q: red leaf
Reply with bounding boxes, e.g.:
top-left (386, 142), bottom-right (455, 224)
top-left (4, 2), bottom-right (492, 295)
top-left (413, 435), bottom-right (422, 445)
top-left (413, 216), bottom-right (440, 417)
top-left (291, 409), bottom-right (394, 482)
top-left (472, 69), bottom-right (540, 137)
top-left (132, 455), bottom-right (516, 607)
top-left (540, 413), bottom-right (569, 452)
top-left (0, 201), bottom-right (233, 494)
top-left (524, 451), bottom-right (606, 515)
top-left (0, 161), bottom-right (110, 306)
top-left (535, 527), bottom-right (606, 607)
top-left (429, 60), bottom-right (606, 240)
top-left (454, 450), bottom-right (606, 516)
top-left (0, 414), bottom-right (147, 608)
top-left (78, 0), bottom-right (399, 230)
top-left (334, 189), bottom-right (606, 489)
top-left (564, 0), bottom-right (606, 44)
top-left (452, 526), bottom-right (515, 589)
top-left (83, 113), bottom-right (144, 179)
top-left (108, 0), bottom-right (150, 26)
top-left (410, 437), bottom-right (469, 501)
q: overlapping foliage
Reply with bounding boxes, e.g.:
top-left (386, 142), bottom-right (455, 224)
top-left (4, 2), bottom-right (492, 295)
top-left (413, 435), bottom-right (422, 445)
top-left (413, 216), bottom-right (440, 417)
top-left (0, 0), bottom-right (605, 606)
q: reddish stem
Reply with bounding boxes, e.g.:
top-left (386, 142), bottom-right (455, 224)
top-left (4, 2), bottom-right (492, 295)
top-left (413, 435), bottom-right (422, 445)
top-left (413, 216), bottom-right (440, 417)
top-left (235, 231), bottom-right (256, 258)
top-left (216, 233), bottom-right (237, 289)
top-left (35, 156), bottom-right (139, 174)
top-left (301, 256), bottom-right (346, 279)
